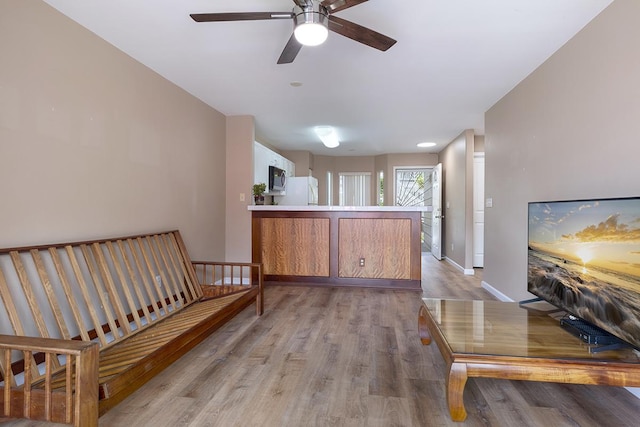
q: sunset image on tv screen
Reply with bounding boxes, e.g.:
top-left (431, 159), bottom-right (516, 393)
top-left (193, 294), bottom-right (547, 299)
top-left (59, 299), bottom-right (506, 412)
top-left (528, 198), bottom-right (640, 349)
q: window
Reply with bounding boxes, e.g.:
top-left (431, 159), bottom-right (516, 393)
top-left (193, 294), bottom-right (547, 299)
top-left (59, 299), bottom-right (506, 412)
top-left (394, 168), bottom-right (432, 207)
top-left (395, 167), bottom-right (433, 252)
top-left (339, 172), bottom-right (371, 206)
top-left (327, 171), bottom-right (333, 206)
top-left (377, 171), bottom-right (384, 206)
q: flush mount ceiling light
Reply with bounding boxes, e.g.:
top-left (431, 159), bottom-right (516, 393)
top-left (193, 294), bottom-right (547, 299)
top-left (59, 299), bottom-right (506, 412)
top-left (417, 142), bottom-right (437, 148)
top-left (315, 126), bottom-right (340, 148)
top-left (293, 2), bottom-right (329, 46)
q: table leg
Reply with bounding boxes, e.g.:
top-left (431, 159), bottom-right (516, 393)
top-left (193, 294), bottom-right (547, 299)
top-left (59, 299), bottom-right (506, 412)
top-left (418, 305), bottom-right (432, 345)
top-left (447, 362), bottom-right (468, 421)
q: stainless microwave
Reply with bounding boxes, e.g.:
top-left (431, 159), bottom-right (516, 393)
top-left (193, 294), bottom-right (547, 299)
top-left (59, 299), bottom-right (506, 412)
top-left (268, 166), bottom-right (286, 191)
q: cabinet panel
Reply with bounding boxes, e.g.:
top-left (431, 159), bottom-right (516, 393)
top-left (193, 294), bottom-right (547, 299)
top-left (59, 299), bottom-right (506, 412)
top-left (261, 218), bottom-right (330, 276)
top-left (338, 218), bottom-right (412, 279)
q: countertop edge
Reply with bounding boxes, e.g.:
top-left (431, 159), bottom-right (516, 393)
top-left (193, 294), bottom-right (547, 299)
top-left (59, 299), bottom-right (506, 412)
top-left (248, 205), bottom-right (432, 212)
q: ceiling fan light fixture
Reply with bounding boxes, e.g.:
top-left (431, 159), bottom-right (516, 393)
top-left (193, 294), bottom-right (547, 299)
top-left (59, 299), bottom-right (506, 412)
top-left (293, 3), bottom-right (329, 47)
top-left (294, 22), bottom-right (328, 46)
top-left (315, 126), bottom-right (340, 148)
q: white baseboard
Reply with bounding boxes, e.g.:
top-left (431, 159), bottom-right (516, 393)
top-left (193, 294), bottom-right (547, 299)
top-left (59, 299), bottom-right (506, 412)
top-left (214, 277), bottom-right (251, 285)
top-left (444, 257), bottom-right (475, 275)
top-left (480, 280), bottom-right (514, 302)
top-left (626, 387), bottom-right (640, 399)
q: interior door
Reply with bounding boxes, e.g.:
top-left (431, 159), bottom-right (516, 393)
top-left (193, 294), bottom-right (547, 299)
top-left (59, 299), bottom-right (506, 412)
top-left (431, 163), bottom-right (443, 260)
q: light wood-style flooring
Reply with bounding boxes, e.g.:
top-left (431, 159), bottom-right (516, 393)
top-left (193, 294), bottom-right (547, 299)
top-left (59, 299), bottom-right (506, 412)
top-left (6, 256), bottom-right (640, 426)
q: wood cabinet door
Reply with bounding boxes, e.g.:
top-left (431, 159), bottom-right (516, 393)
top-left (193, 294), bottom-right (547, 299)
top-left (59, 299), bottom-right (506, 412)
top-left (260, 218), bottom-right (330, 277)
top-left (338, 218), bottom-right (412, 279)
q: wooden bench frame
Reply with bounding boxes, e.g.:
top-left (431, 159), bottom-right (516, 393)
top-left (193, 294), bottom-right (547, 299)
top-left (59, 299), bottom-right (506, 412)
top-left (0, 230), bottom-right (263, 426)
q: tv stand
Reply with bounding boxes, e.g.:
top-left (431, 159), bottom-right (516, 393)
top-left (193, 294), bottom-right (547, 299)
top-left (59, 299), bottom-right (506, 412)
top-left (517, 296), bottom-right (564, 314)
top-left (419, 298), bottom-right (640, 422)
top-left (518, 296), bottom-right (544, 305)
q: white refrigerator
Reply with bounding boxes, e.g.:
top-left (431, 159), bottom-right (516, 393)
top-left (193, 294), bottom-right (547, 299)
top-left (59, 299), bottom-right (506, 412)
top-left (278, 176), bottom-right (318, 205)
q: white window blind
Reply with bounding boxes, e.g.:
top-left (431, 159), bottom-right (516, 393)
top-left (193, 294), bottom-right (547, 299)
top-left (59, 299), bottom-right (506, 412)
top-left (339, 173), bottom-right (371, 206)
top-left (327, 171), bottom-right (333, 206)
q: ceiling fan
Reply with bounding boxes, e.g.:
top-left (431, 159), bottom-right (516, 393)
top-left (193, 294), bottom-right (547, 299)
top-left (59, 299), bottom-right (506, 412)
top-left (190, 0), bottom-right (396, 64)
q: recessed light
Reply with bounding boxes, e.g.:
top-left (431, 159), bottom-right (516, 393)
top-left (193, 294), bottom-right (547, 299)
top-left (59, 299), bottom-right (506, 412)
top-left (290, 81), bottom-right (303, 87)
top-left (417, 142), bottom-right (436, 148)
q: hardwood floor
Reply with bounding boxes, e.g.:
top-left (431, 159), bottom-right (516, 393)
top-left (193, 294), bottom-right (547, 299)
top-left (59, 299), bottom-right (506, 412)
top-left (5, 256), bottom-right (640, 426)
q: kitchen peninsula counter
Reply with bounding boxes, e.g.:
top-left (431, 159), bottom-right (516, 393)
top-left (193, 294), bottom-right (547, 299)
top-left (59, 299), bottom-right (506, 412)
top-left (249, 206), bottom-right (429, 289)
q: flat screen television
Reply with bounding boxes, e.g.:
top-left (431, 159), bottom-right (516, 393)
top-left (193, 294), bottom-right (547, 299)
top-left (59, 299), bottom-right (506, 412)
top-left (528, 196), bottom-right (640, 349)
top-left (268, 165), bottom-right (286, 191)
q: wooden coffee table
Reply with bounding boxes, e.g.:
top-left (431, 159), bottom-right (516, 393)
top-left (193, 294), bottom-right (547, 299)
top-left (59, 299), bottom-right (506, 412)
top-left (418, 298), bottom-right (640, 421)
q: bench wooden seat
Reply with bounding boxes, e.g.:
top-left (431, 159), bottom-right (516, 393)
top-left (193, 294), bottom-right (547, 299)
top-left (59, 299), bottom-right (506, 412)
top-left (0, 230), bottom-right (263, 426)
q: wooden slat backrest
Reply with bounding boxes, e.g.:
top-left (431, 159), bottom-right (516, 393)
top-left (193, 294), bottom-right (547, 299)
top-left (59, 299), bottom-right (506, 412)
top-left (146, 235), bottom-right (178, 313)
top-left (115, 240), bottom-right (152, 327)
top-left (167, 233), bottom-right (199, 300)
top-left (0, 231), bottom-right (201, 382)
top-left (31, 250), bottom-right (71, 340)
top-left (0, 267), bottom-right (26, 337)
top-left (173, 232), bottom-right (203, 299)
top-left (79, 244), bottom-right (121, 341)
top-left (65, 245), bottom-right (109, 347)
top-left (0, 264), bottom-right (42, 379)
top-left (48, 247), bottom-right (91, 342)
top-left (137, 236), bottom-right (171, 315)
top-left (91, 242), bottom-right (132, 337)
top-left (9, 251), bottom-right (52, 339)
top-left (124, 238), bottom-right (162, 321)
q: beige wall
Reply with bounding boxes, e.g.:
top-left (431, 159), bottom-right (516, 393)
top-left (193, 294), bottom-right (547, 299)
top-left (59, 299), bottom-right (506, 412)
top-left (310, 153), bottom-right (438, 206)
top-left (225, 116), bottom-right (254, 262)
top-left (484, 0), bottom-right (640, 300)
top-left (0, 0), bottom-right (227, 260)
top-left (281, 150), bottom-right (314, 176)
top-left (439, 130), bottom-right (475, 271)
top-left (313, 155), bottom-right (376, 205)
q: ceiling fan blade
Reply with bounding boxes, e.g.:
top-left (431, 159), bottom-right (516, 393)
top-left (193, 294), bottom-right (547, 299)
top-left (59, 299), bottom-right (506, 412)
top-left (190, 12), bottom-right (293, 22)
top-left (328, 16), bottom-right (396, 51)
top-left (277, 34), bottom-right (303, 64)
top-left (321, 0), bottom-right (368, 13)
top-left (293, 0), bottom-right (314, 8)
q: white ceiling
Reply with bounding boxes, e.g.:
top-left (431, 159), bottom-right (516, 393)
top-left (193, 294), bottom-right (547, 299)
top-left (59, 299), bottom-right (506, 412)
top-left (42, 0), bottom-right (612, 156)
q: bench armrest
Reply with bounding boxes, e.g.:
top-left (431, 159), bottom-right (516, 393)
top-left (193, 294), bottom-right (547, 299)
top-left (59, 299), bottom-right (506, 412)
top-left (0, 334), bottom-right (99, 426)
top-left (191, 261), bottom-right (263, 315)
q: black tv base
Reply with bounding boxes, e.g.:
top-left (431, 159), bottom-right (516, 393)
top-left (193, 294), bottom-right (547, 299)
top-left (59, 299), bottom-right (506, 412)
top-left (518, 297), bottom-right (564, 314)
top-left (560, 315), bottom-right (629, 353)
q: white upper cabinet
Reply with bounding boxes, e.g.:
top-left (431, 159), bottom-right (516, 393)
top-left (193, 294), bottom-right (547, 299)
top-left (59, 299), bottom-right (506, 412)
top-left (254, 142), bottom-right (295, 191)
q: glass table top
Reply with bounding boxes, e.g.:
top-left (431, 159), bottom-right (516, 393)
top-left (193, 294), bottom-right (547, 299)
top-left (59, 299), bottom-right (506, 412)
top-left (421, 298), bottom-right (640, 362)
